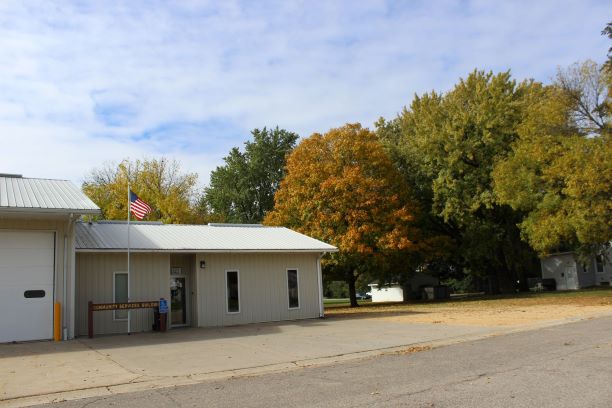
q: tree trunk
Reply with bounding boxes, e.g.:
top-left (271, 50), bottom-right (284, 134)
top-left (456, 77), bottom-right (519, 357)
top-left (495, 263), bottom-right (515, 293)
top-left (400, 275), bottom-right (412, 302)
top-left (347, 271), bottom-right (359, 307)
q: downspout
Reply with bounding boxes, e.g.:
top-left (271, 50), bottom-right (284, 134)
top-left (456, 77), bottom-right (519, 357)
top-left (317, 252), bottom-right (325, 318)
top-left (62, 233), bottom-right (68, 340)
top-left (62, 213), bottom-right (75, 340)
top-left (70, 220), bottom-right (76, 339)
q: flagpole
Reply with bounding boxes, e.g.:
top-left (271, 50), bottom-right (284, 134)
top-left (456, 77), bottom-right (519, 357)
top-left (127, 170), bottom-right (131, 335)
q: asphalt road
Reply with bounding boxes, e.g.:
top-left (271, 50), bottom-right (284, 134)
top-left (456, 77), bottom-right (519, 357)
top-left (38, 316), bottom-right (612, 408)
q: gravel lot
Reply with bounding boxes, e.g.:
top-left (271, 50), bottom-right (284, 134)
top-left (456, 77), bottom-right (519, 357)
top-left (326, 289), bottom-right (612, 326)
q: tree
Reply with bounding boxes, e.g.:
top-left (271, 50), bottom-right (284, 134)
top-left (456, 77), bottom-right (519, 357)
top-left (554, 60), bottom-right (610, 135)
top-left (602, 22), bottom-right (612, 74)
top-left (201, 127), bottom-right (299, 223)
top-left (265, 124), bottom-right (428, 307)
top-left (376, 117), bottom-right (460, 284)
top-left (382, 70), bottom-right (541, 292)
top-left (83, 158), bottom-right (200, 224)
top-left (493, 62), bottom-right (612, 257)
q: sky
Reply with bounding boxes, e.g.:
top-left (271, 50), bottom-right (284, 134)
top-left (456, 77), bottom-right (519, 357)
top-left (0, 0), bottom-right (610, 188)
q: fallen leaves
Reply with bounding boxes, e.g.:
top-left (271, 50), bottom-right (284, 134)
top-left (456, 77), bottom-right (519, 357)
top-left (395, 345), bottom-right (432, 355)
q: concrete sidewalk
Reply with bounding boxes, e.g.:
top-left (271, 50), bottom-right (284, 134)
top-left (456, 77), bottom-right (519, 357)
top-left (1, 312), bottom-right (609, 407)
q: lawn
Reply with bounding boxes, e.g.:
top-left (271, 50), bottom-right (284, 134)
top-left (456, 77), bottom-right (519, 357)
top-left (323, 298), bottom-right (372, 306)
top-left (324, 288), bottom-right (612, 327)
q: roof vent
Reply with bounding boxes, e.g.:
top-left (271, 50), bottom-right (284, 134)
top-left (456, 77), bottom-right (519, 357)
top-left (96, 220), bottom-right (164, 225)
top-left (0, 173), bottom-right (23, 178)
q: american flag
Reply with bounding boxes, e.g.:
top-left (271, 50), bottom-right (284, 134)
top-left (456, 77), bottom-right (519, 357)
top-left (129, 191), bottom-right (153, 220)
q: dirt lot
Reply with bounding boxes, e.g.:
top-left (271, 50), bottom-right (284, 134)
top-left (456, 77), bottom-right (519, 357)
top-left (325, 289), bottom-right (612, 327)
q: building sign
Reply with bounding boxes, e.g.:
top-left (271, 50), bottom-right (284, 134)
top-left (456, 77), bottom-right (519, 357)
top-left (88, 300), bottom-right (162, 338)
top-left (91, 301), bottom-right (159, 312)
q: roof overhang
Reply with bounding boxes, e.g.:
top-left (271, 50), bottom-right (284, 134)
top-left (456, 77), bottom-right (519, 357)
top-left (541, 251), bottom-right (576, 258)
top-left (76, 248), bottom-right (338, 253)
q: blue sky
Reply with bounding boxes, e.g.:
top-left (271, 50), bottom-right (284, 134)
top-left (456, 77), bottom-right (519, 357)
top-left (0, 0), bottom-right (610, 187)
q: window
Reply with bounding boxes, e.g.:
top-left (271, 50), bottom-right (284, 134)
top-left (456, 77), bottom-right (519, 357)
top-left (596, 255), bottom-right (605, 273)
top-left (226, 270), bottom-right (240, 313)
top-left (287, 269), bottom-right (299, 309)
top-left (114, 272), bottom-right (128, 320)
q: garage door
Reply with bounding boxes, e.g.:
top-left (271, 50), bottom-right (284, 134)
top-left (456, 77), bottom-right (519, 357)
top-left (0, 231), bottom-right (54, 342)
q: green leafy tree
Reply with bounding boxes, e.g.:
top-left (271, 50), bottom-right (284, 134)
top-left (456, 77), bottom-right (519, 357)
top-left (83, 158), bottom-right (201, 223)
top-left (201, 127), bottom-right (299, 223)
top-left (381, 70), bottom-right (541, 292)
top-left (376, 117), bottom-right (460, 283)
top-left (493, 62), bottom-right (612, 256)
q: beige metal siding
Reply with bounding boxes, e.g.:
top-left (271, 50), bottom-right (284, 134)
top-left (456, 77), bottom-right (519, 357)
top-left (196, 253), bottom-right (321, 327)
top-left (75, 253), bottom-right (170, 336)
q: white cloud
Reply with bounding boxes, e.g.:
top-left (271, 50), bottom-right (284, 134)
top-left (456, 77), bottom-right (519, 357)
top-left (0, 0), bottom-right (609, 186)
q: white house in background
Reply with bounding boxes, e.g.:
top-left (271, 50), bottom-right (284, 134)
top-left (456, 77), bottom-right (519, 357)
top-left (541, 250), bottom-right (612, 290)
top-left (1, 173), bottom-right (337, 342)
top-left (368, 273), bottom-right (439, 302)
top-left (368, 283), bottom-right (404, 302)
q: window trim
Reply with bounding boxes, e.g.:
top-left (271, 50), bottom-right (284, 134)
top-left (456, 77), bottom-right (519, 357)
top-left (113, 271), bottom-right (128, 321)
top-left (225, 269), bottom-right (241, 314)
top-left (286, 268), bottom-right (300, 310)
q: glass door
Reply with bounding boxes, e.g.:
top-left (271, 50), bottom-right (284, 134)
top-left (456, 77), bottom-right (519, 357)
top-left (170, 277), bottom-right (187, 326)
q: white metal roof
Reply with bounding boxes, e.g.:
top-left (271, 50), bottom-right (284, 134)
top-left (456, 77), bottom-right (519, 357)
top-left (76, 221), bottom-right (337, 253)
top-left (0, 174), bottom-right (100, 214)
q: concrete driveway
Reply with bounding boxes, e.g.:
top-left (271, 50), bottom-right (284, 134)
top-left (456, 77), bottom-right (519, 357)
top-left (1, 311), bottom-right (603, 407)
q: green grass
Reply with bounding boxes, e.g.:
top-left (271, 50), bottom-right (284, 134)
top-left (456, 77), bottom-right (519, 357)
top-left (323, 298), bottom-right (372, 307)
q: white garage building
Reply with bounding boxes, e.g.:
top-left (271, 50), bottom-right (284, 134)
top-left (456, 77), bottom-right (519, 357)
top-left (0, 174), bottom-right (100, 342)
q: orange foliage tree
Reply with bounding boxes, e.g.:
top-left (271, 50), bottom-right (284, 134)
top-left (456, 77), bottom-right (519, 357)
top-left (265, 124), bottom-right (430, 306)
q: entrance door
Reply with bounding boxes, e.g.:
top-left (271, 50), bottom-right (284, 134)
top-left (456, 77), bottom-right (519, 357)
top-left (0, 231), bottom-right (55, 342)
top-left (170, 276), bottom-right (187, 326)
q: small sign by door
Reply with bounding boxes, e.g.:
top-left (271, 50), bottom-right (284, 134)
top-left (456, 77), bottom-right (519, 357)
top-left (159, 298), bottom-right (169, 314)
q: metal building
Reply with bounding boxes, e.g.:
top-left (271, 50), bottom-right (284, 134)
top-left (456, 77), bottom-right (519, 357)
top-left (75, 221), bottom-right (337, 336)
top-left (1, 173), bottom-right (337, 341)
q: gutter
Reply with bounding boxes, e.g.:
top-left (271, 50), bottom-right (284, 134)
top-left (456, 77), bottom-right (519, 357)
top-left (62, 233), bottom-right (68, 340)
top-left (317, 252), bottom-right (326, 318)
top-left (63, 213), bottom-right (77, 340)
top-left (69, 219), bottom-right (77, 339)
top-left (0, 207), bottom-right (100, 215)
